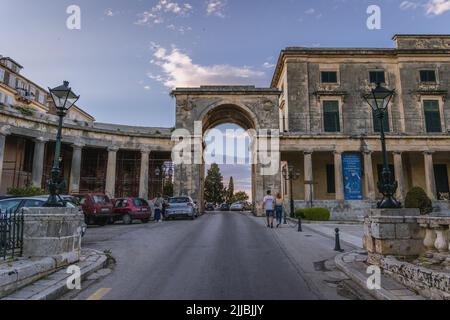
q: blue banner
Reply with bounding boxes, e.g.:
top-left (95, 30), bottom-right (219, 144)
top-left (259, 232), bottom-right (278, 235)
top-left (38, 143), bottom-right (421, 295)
top-left (342, 153), bottom-right (363, 200)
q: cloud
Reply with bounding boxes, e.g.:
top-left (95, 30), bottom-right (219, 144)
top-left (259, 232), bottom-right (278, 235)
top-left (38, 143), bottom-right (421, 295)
top-left (305, 8), bottom-right (315, 14)
top-left (135, 0), bottom-right (193, 25)
top-left (206, 0), bottom-right (227, 17)
top-left (426, 0), bottom-right (450, 15)
top-left (262, 62), bottom-right (275, 69)
top-left (148, 45), bottom-right (265, 88)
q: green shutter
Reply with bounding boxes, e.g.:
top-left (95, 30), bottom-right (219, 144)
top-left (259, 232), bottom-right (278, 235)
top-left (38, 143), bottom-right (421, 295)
top-left (326, 164), bottom-right (336, 193)
top-left (323, 101), bottom-right (340, 132)
top-left (424, 100), bottom-right (441, 133)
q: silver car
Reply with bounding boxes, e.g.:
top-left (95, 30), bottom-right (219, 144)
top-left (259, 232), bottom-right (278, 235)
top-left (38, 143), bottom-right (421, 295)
top-left (165, 196), bottom-right (198, 220)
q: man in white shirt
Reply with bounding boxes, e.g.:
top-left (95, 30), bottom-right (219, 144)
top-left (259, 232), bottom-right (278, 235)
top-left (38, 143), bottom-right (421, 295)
top-left (263, 190), bottom-right (275, 228)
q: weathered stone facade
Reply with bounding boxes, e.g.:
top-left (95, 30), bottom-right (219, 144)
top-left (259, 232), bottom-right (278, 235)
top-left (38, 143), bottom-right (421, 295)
top-left (0, 35), bottom-right (449, 219)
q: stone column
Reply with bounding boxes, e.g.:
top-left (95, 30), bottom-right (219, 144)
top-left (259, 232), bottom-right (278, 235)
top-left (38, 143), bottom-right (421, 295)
top-left (31, 137), bottom-right (47, 189)
top-left (424, 151), bottom-right (436, 200)
top-left (363, 151), bottom-right (376, 201)
top-left (105, 147), bottom-right (119, 198)
top-left (393, 152), bottom-right (406, 201)
top-left (0, 126), bottom-right (11, 190)
top-left (69, 143), bottom-right (84, 193)
top-left (304, 151), bottom-right (313, 204)
top-left (334, 151), bottom-right (344, 200)
top-left (139, 149), bottom-right (150, 200)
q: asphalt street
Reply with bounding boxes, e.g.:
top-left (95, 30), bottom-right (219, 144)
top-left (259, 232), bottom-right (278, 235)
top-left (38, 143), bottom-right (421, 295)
top-left (62, 212), bottom-right (365, 300)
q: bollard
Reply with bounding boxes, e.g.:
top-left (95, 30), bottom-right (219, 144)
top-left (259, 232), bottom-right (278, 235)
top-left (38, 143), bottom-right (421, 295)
top-left (334, 228), bottom-right (344, 252)
top-left (298, 218), bottom-right (302, 232)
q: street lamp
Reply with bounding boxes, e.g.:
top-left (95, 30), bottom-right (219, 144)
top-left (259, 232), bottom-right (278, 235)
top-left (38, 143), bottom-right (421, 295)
top-left (282, 164), bottom-right (301, 224)
top-left (363, 83), bottom-right (401, 209)
top-left (45, 81), bottom-right (79, 207)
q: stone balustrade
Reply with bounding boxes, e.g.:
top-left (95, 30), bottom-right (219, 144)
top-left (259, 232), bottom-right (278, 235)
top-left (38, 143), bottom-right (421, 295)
top-left (417, 216), bottom-right (450, 255)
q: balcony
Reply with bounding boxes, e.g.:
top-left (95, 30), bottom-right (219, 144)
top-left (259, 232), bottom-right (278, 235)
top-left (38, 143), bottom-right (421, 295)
top-left (15, 88), bottom-right (34, 104)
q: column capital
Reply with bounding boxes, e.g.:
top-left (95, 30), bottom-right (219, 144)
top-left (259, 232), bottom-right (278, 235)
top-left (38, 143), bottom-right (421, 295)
top-left (393, 151), bottom-right (403, 155)
top-left (107, 146), bottom-right (120, 152)
top-left (424, 150), bottom-right (435, 155)
top-left (140, 147), bottom-right (151, 154)
top-left (303, 150), bottom-right (314, 155)
top-left (0, 125), bottom-right (11, 136)
top-left (72, 141), bottom-right (85, 149)
top-left (333, 150), bottom-right (343, 155)
top-left (34, 136), bottom-right (48, 144)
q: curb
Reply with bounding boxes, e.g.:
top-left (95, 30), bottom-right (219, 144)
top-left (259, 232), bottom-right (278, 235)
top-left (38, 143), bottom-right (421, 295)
top-left (2, 249), bottom-right (108, 300)
top-left (334, 252), bottom-right (399, 301)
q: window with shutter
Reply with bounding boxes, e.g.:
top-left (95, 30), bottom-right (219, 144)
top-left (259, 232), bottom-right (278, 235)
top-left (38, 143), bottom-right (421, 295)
top-left (420, 70), bottom-right (436, 83)
top-left (369, 71), bottom-right (385, 84)
top-left (321, 71), bottom-right (338, 83)
top-left (423, 100), bottom-right (442, 133)
top-left (0, 69), bottom-right (4, 83)
top-left (372, 109), bottom-right (390, 133)
top-left (326, 164), bottom-right (336, 193)
top-left (323, 101), bottom-right (340, 132)
top-left (434, 164), bottom-right (449, 200)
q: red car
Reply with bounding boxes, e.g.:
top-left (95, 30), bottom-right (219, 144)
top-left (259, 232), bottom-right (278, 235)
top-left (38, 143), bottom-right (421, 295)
top-left (112, 198), bottom-right (151, 224)
top-left (72, 193), bottom-right (115, 226)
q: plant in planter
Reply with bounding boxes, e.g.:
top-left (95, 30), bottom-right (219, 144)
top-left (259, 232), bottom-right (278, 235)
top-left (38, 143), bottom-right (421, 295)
top-left (405, 187), bottom-right (433, 215)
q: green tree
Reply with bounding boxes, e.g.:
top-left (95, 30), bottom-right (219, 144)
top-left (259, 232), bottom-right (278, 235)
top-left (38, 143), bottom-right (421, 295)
top-left (225, 176), bottom-right (234, 203)
top-left (163, 180), bottom-right (174, 197)
top-left (233, 191), bottom-right (249, 203)
top-left (204, 164), bottom-right (225, 204)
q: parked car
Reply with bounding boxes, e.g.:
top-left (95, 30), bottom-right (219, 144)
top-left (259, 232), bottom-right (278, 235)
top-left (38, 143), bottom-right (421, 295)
top-left (0, 196), bottom-right (77, 213)
top-left (205, 203), bottom-right (215, 211)
top-left (165, 196), bottom-right (198, 220)
top-left (0, 195), bottom-right (87, 236)
top-left (220, 203), bottom-right (230, 211)
top-left (112, 198), bottom-right (151, 224)
top-left (230, 202), bottom-right (244, 211)
top-left (71, 193), bottom-right (115, 226)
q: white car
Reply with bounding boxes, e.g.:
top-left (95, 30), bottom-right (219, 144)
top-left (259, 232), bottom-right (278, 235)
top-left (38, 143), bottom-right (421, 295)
top-left (165, 196), bottom-right (198, 220)
top-left (230, 202), bottom-right (244, 211)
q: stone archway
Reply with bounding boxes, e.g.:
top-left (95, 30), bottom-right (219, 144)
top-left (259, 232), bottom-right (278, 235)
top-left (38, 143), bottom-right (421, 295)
top-left (171, 86), bottom-right (281, 216)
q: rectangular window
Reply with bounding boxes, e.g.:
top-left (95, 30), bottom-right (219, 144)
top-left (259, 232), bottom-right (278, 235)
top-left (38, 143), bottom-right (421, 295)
top-left (0, 68), bottom-right (4, 82)
top-left (423, 100), bottom-right (442, 133)
top-left (369, 71), bottom-right (385, 84)
top-left (5, 94), bottom-right (14, 105)
top-left (38, 91), bottom-right (45, 104)
top-left (420, 70), bottom-right (437, 83)
top-left (372, 110), bottom-right (390, 133)
top-left (0, 92), bottom-right (4, 104)
top-left (323, 100), bottom-right (340, 132)
top-left (326, 164), bottom-right (336, 194)
top-left (8, 74), bottom-right (16, 88)
top-left (321, 71), bottom-right (338, 83)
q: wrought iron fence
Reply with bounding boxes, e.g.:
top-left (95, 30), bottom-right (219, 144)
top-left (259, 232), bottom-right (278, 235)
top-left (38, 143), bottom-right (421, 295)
top-left (0, 209), bottom-right (24, 260)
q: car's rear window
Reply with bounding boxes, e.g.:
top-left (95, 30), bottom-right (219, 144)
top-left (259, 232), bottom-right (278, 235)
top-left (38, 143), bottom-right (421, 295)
top-left (169, 197), bottom-right (190, 204)
top-left (0, 199), bottom-right (22, 211)
top-left (74, 195), bottom-right (86, 204)
top-left (93, 195), bottom-right (109, 203)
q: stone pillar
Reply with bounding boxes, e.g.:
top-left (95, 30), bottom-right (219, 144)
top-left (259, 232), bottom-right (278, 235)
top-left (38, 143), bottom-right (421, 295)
top-left (334, 151), bottom-right (344, 200)
top-left (0, 126), bottom-right (11, 190)
top-left (105, 147), bottom-right (119, 198)
top-left (139, 149), bottom-right (150, 200)
top-left (69, 143), bottom-right (84, 193)
top-left (304, 151), bottom-right (313, 204)
top-left (424, 151), bottom-right (436, 200)
top-left (393, 152), bottom-right (406, 201)
top-left (363, 151), bottom-right (376, 201)
top-left (31, 138), bottom-right (47, 188)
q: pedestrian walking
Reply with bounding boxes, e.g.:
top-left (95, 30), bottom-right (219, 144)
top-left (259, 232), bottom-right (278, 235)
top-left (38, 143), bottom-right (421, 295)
top-left (153, 193), bottom-right (164, 223)
top-left (263, 190), bottom-right (275, 228)
top-left (275, 193), bottom-right (284, 228)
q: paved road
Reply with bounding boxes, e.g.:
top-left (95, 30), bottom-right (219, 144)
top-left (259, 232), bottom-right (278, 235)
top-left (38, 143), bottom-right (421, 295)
top-left (63, 212), bottom-right (367, 300)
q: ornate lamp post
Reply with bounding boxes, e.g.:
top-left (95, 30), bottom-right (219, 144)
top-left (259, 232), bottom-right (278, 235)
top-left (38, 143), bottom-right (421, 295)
top-left (45, 81), bottom-right (79, 207)
top-left (282, 164), bottom-right (301, 224)
top-left (363, 83), bottom-right (401, 209)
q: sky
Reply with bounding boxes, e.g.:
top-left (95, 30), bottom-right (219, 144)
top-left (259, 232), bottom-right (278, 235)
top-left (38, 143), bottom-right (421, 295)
top-left (1, 0), bottom-right (449, 197)
top-left (1, 0), bottom-right (450, 127)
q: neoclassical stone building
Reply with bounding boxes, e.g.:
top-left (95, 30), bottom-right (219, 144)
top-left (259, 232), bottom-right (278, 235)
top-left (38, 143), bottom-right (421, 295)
top-left (1, 34), bottom-right (450, 219)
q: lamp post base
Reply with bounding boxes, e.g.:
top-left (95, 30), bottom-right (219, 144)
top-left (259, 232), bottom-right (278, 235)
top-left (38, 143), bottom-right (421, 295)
top-left (377, 196), bottom-right (402, 209)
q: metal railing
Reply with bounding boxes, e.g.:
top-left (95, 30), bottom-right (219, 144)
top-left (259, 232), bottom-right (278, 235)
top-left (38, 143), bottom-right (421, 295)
top-left (0, 209), bottom-right (24, 260)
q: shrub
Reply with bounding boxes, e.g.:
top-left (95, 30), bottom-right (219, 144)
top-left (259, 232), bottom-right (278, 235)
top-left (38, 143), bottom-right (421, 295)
top-left (13, 105), bottom-right (34, 117)
top-left (405, 187), bottom-right (433, 215)
top-left (7, 186), bottom-right (45, 197)
top-left (294, 208), bottom-right (330, 221)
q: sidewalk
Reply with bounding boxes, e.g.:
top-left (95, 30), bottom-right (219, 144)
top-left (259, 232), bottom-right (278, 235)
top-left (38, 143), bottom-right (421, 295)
top-left (302, 222), bottom-right (364, 249)
top-left (1, 249), bottom-right (108, 300)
